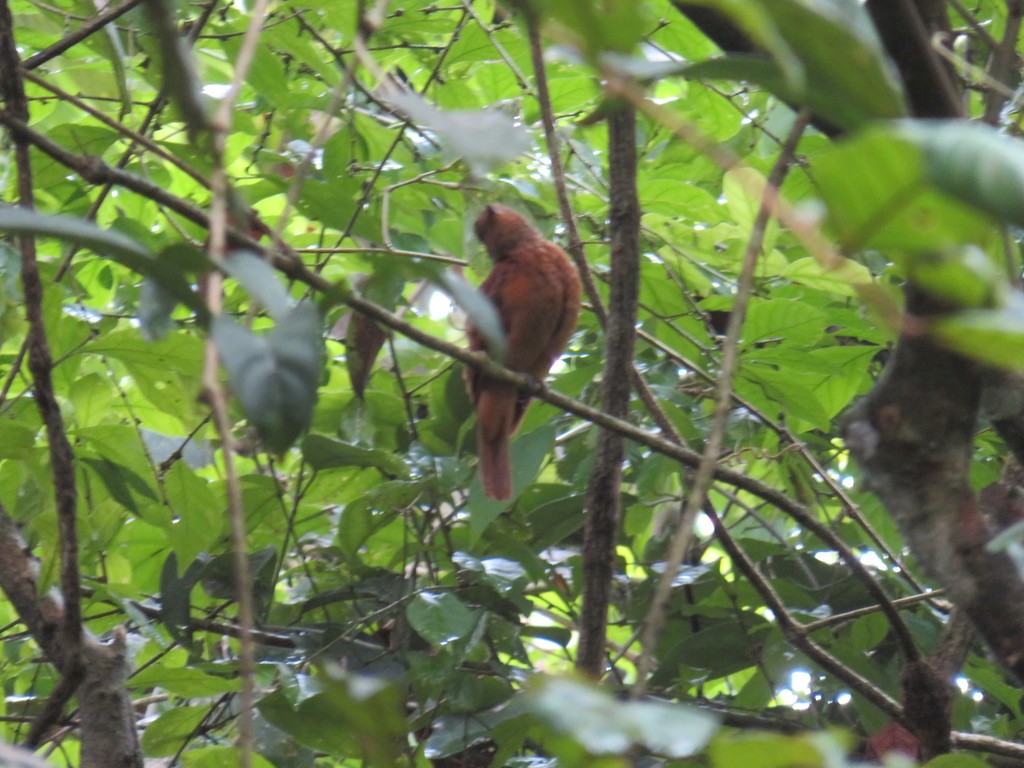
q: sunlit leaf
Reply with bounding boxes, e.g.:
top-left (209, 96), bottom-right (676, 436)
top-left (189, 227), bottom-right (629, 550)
top-left (383, 84), bottom-right (529, 175)
top-left (528, 677), bottom-right (719, 758)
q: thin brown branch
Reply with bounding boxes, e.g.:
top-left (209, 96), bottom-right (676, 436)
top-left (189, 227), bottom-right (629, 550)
top-left (22, 0), bottom-right (145, 70)
top-left (632, 113), bottom-right (890, 699)
top-left (705, 505), bottom-right (904, 722)
top-left (525, 13), bottom-right (604, 326)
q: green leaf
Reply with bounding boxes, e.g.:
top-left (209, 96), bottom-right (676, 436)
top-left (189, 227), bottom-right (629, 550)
top-left (141, 0), bottom-right (208, 133)
top-left (814, 127), bottom-right (995, 252)
top-left (345, 270), bottom-right (406, 398)
top-left (301, 434), bottom-right (410, 477)
top-left (528, 676), bottom-right (719, 757)
top-left (141, 706), bottom-right (207, 757)
top-left (924, 755), bottom-right (992, 768)
top-left (904, 246), bottom-right (1004, 310)
top-left (383, 85), bottom-right (529, 175)
top-left (762, 0), bottom-right (905, 120)
top-left (258, 673), bottom-right (406, 762)
top-left (931, 296), bottom-right (1024, 369)
top-left (899, 119), bottom-right (1024, 228)
top-left (222, 249), bottom-right (292, 319)
top-left (544, 0), bottom-right (653, 57)
top-left (138, 277), bottom-right (178, 341)
top-left (424, 702), bottom-right (530, 760)
top-left (85, 330), bottom-right (204, 423)
top-left (213, 302), bottom-right (325, 453)
top-left (406, 591), bottom-right (481, 648)
top-left (81, 457), bottom-right (158, 514)
top-left (130, 664), bottom-right (239, 697)
top-left (682, 51), bottom-right (901, 130)
top-left (468, 425), bottom-right (558, 538)
top-left (183, 746), bottom-right (276, 768)
top-left (437, 269), bottom-right (506, 363)
top-left (160, 552), bottom-right (210, 646)
top-left (780, 256), bottom-right (871, 297)
top-left (708, 730), bottom-right (852, 768)
top-left (0, 207), bottom-right (206, 317)
top-left (199, 546), bottom-right (277, 605)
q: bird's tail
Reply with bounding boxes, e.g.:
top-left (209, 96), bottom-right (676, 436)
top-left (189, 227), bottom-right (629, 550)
top-left (476, 386), bottom-right (516, 500)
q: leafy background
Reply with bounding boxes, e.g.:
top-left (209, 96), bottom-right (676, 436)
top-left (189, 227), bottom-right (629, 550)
top-left (2, 0), bottom-right (1024, 765)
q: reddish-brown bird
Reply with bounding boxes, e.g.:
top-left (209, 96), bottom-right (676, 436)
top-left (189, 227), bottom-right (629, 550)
top-left (466, 204), bottom-right (582, 500)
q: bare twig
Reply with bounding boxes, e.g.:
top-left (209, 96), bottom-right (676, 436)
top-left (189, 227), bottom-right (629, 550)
top-left (22, 0), bottom-right (144, 70)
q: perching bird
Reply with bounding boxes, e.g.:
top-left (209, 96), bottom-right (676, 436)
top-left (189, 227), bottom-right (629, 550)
top-left (465, 204), bottom-right (582, 500)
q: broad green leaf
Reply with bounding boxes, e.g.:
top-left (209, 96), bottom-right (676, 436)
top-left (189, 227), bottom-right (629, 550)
top-left (682, 54), bottom-right (883, 130)
top-left (86, 330), bottom-right (204, 423)
top-left (468, 425), bottom-right (558, 538)
top-left (138, 278), bottom-right (177, 341)
top-left (780, 256), bottom-right (872, 296)
top-left (130, 664), bottom-right (239, 697)
top-left (407, 591), bottom-right (481, 648)
top-left (742, 299), bottom-right (827, 348)
top-left (657, 0), bottom-right (803, 87)
top-left (684, 0), bottom-right (905, 125)
top-left (924, 756), bottom-right (992, 768)
top-left (213, 302), bottom-right (325, 453)
top-left (544, 0), bottom-right (653, 57)
top-left (424, 700), bottom-right (531, 760)
top-left (159, 552), bottom-right (210, 646)
top-left (383, 85), bottom-right (529, 175)
top-left (141, 706), bottom-right (207, 757)
top-left (438, 269), bottom-right (507, 363)
top-left (183, 746), bottom-right (276, 768)
top-left (81, 457), bottom-right (157, 514)
top-left (346, 270), bottom-right (406, 398)
top-left (814, 127), bottom-right (996, 252)
top-left (931, 295), bottom-right (1024, 369)
top-left (222, 249), bottom-right (292, 319)
top-left (301, 434), bottom-right (410, 477)
top-left (0, 207), bottom-right (206, 316)
top-left (199, 546), bottom-right (277, 604)
top-left (899, 119), bottom-right (1024, 228)
top-left (708, 730), bottom-right (852, 768)
top-left (141, 0), bottom-right (208, 132)
top-left (762, 0), bottom-right (904, 118)
top-left (258, 674), bottom-right (406, 762)
top-left (528, 676), bottom-right (719, 757)
top-left (904, 246), bottom-right (1004, 310)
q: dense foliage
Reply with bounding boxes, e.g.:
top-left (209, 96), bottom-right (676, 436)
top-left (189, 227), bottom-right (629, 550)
top-left (4, 0), bottom-right (1024, 766)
